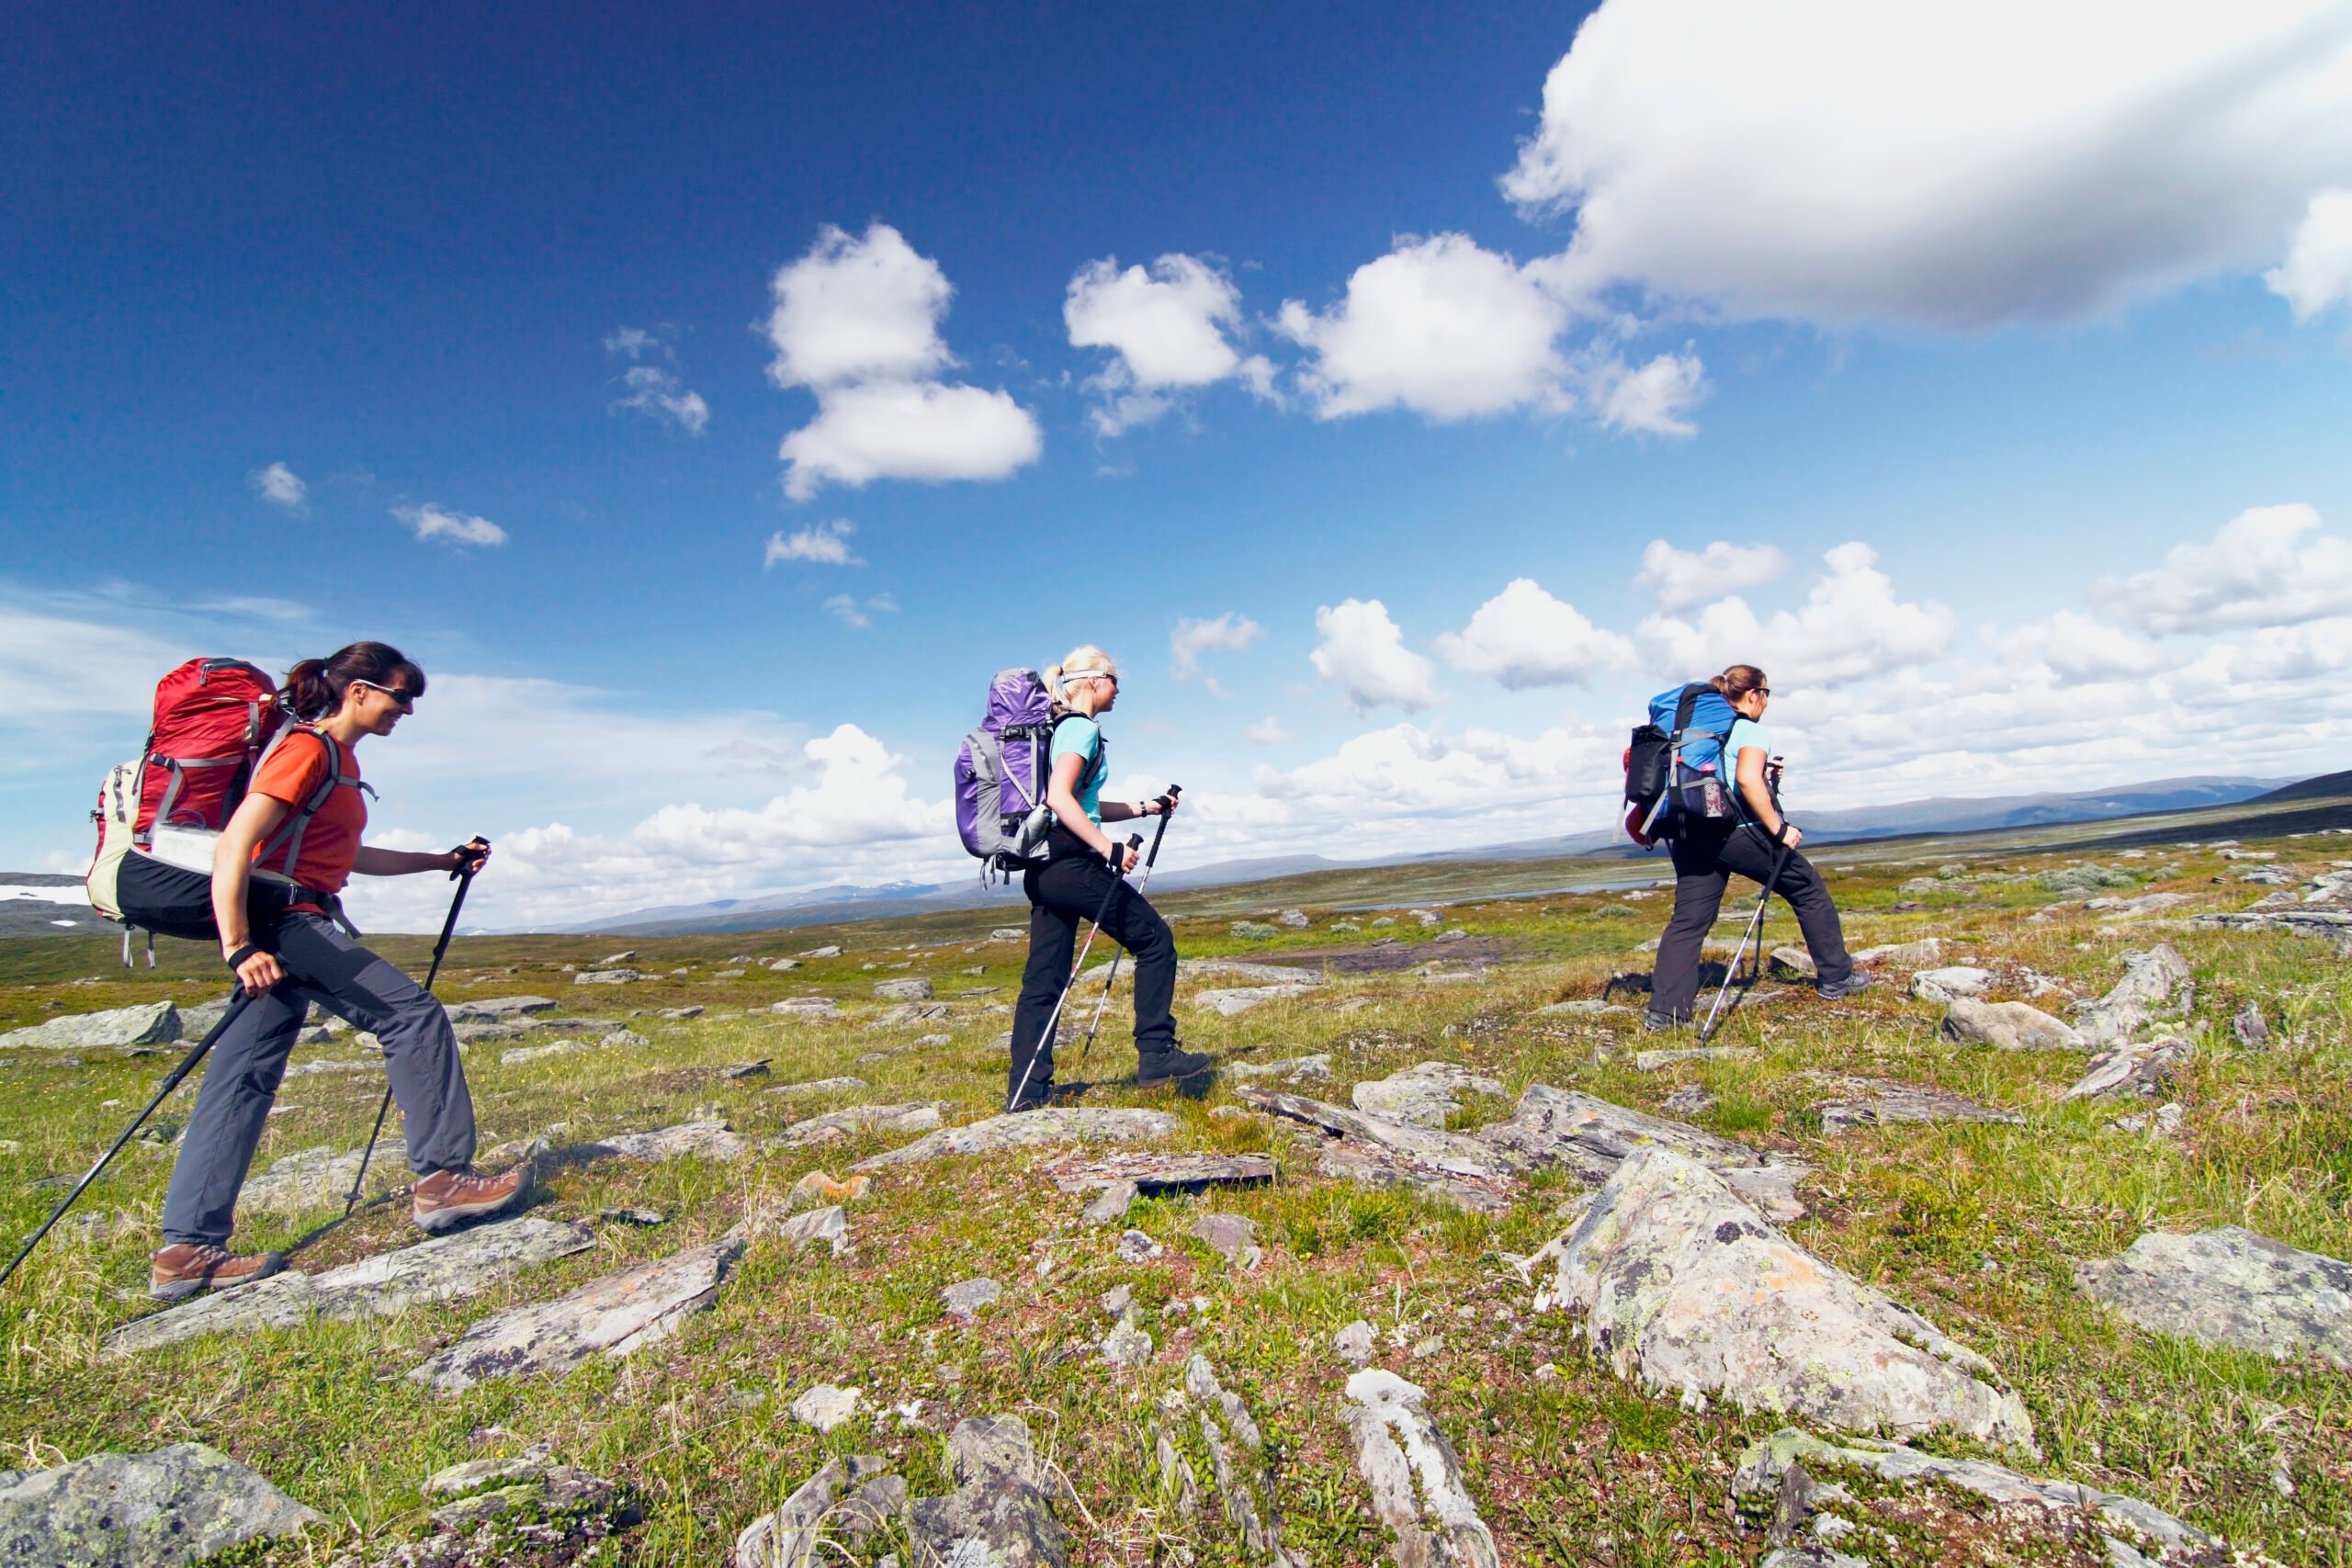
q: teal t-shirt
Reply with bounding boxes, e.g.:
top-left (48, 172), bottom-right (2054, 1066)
top-left (1725, 717), bottom-right (1772, 773)
top-left (1051, 716), bottom-right (1106, 824)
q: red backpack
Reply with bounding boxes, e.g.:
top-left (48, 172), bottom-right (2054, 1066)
top-left (87, 658), bottom-right (300, 961)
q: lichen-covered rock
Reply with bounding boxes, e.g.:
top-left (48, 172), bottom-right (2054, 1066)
top-left (1853, 938), bottom-right (1941, 966)
top-left (791, 1384), bottom-right (863, 1432)
top-left (732, 1457), bottom-right (856, 1568)
top-left (1194, 985), bottom-right (1317, 1016)
top-left (409, 1240), bottom-right (741, 1392)
top-left (1531, 1147), bottom-right (2035, 1449)
top-left (2064, 1035), bottom-right (2192, 1100)
top-left (873, 976), bottom-right (934, 1001)
top-left (1939, 998), bottom-right (2083, 1051)
top-left (854, 1108), bottom-right (1176, 1168)
top-left (1351, 1062), bottom-right (1507, 1128)
top-left (1811, 1078), bottom-right (2021, 1135)
top-left (906, 1416), bottom-right (1070, 1568)
top-left (445, 995), bottom-right (558, 1023)
top-left (2076, 944), bottom-right (2193, 1044)
top-left (1909, 966), bottom-right (1992, 1003)
top-left (571, 1121), bottom-right (748, 1162)
top-left (0, 1442), bottom-right (317, 1566)
top-left (101, 1217), bottom-right (594, 1358)
top-left (2076, 1225), bottom-right (2352, 1368)
top-left (1101, 1314), bottom-right (1153, 1368)
top-left (1767, 946), bottom-right (1817, 981)
top-left (571, 968), bottom-right (642, 985)
top-left (235, 1141), bottom-right (410, 1213)
top-left (942, 1277), bottom-right (1002, 1320)
top-left (1340, 1370), bottom-right (1499, 1568)
top-left (0, 1000), bottom-right (179, 1052)
top-left (763, 1076), bottom-right (866, 1100)
top-left (1180, 1357), bottom-right (1302, 1565)
top-left (776, 1102), bottom-right (946, 1147)
top-left (1732, 1428), bottom-right (2213, 1562)
top-left (1238, 1089), bottom-right (1521, 1213)
top-left (1473, 1085), bottom-right (1806, 1222)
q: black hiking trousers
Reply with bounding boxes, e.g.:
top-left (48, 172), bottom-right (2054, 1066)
top-left (1011, 837), bottom-right (1178, 1100)
top-left (1651, 820), bottom-right (1854, 1022)
top-left (160, 911), bottom-right (477, 1247)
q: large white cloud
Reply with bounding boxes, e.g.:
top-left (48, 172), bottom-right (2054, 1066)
top-left (1635, 539), bottom-right (1788, 612)
top-left (2089, 503), bottom-right (2352, 634)
top-left (1277, 234), bottom-right (1575, 422)
top-left (1503, 0), bottom-right (2352, 330)
top-left (1635, 542), bottom-right (1955, 685)
top-left (1066, 254), bottom-right (1276, 434)
top-left (778, 381), bottom-right (1042, 502)
top-left (766, 224), bottom-right (1042, 500)
top-left (1434, 578), bottom-right (1634, 689)
top-left (2268, 188), bottom-right (2352, 321)
top-left (1309, 599), bottom-right (1442, 711)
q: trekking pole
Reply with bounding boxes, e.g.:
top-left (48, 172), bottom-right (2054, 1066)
top-left (1007, 832), bottom-right (1143, 1113)
top-left (0, 988), bottom-right (255, 1292)
top-left (1700, 812), bottom-right (1797, 1044)
top-left (340, 840), bottom-right (484, 1220)
top-left (1074, 786), bottom-right (1182, 1069)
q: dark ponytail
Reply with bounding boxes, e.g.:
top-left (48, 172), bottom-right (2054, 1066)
top-left (1710, 664), bottom-right (1768, 704)
top-left (283, 642), bottom-right (426, 722)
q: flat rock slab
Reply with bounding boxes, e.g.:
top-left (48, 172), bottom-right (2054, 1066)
top-left (101, 1217), bottom-right (594, 1358)
top-left (564, 1121), bottom-right (749, 1163)
top-left (1532, 1146), bottom-right (2035, 1449)
top-left (236, 1142), bottom-right (408, 1213)
top-left (763, 1076), bottom-right (867, 1098)
top-left (1734, 1428), bottom-right (2212, 1562)
top-left (776, 1103), bottom-right (948, 1147)
top-left (1239, 1088), bottom-right (1521, 1213)
top-left (1811, 1078), bottom-right (2022, 1135)
top-left (2077, 1225), bottom-right (2352, 1368)
top-left (2064, 1035), bottom-right (2192, 1100)
top-left (2077, 943), bottom-right (2193, 1045)
top-left (1910, 966), bottom-right (1992, 1002)
top-left (1853, 938), bottom-right (1942, 966)
top-left (0, 1000), bottom-right (179, 1052)
top-left (410, 1240), bottom-right (741, 1392)
top-left (1046, 1151), bottom-right (1274, 1196)
top-left (1475, 1085), bottom-right (1804, 1221)
top-left (1341, 1370), bottom-right (1500, 1568)
top-left (1274, 936), bottom-right (1509, 974)
top-left (854, 1108), bottom-right (1178, 1168)
top-left (875, 977), bottom-right (934, 1000)
top-left (446, 995), bottom-right (558, 1022)
top-left (1224, 1053), bottom-right (1334, 1083)
top-left (1194, 985), bottom-right (1319, 1016)
top-left (1939, 998), bottom-right (2082, 1051)
top-left (1634, 1045), bottom-right (1751, 1072)
top-left (1351, 1062), bottom-right (1508, 1128)
top-left (0, 1441), bottom-right (318, 1567)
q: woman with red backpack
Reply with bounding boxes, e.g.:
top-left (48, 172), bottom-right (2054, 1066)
top-left (1645, 664), bottom-right (1871, 1030)
top-left (150, 642), bottom-right (528, 1301)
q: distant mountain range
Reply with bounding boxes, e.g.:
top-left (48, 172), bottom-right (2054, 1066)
top-left (546, 773), bottom-right (2298, 937)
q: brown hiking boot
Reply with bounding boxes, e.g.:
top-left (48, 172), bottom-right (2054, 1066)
top-left (412, 1164), bottom-right (529, 1234)
top-left (149, 1243), bottom-right (287, 1303)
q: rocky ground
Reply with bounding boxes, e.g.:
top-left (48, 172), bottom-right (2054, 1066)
top-left (1, 832), bottom-right (2349, 1566)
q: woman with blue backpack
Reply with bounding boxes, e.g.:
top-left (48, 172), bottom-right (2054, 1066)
top-left (1005, 645), bottom-right (1209, 1111)
top-left (1644, 664), bottom-right (1870, 1029)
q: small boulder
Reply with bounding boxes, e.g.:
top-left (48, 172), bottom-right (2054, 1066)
top-left (573, 968), bottom-right (643, 985)
top-left (1276, 909), bottom-right (1311, 929)
top-left (2233, 999), bottom-right (2270, 1049)
top-left (2064, 1035), bottom-right (2192, 1100)
top-left (1118, 1229), bottom-right (1162, 1263)
top-left (1351, 1061), bottom-right (1506, 1129)
top-left (1939, 998), bottom-right (2083, 1051)
top-left (0, 1443), bottom-right (318, 1567)
top-left (875, 977), bottom-right (935, 1001)
top-left (790, 1384), bottom-right (864, 1433)
top-left (2077, 1225), bottom-right (2352, 1368)
top-left (1333, 1319), bottom-right (1376, 1368)
top-left (1910, 966), bottom-right (1992, 1003)
top-left (941, 1278), bottom-right (1002, 1321)
top-left (1767, 946), bottom-right (1816, 981)
top-left (1853, 938), bottom-right (1942, 966)
top-left (2076, 943), bottom-right (2193, 1045)
top-left (0, 999), bottom-right (179, 1052)
top-left (1228, 921), bottom-right (1281, 938)
top-left (1190, 1213), bottom-right (1258, 1265)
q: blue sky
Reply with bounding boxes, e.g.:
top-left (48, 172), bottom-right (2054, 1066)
top-left (6, 2), bottom-right (2351, 929)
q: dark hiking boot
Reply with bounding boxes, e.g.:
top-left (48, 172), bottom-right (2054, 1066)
top-left (413, 1164), bottom-right (529, 1234)
top-left (149, 1243), bottom-right (286, 1302)
top-left (1641, 1010), bottom-right (1684, 1032)
top-left (1008, 1080), bottom-right (1056, 1113)
top-left (1136, 1043), bottom-right (1214, 1089)
top-left (1815, 973), bottom-right (1877, 1001)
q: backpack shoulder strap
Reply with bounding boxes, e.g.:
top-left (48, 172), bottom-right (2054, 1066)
top-left (1049, 711), bottom-right (1106, 784)
top-left (254, 725), bottom-right (357, 878)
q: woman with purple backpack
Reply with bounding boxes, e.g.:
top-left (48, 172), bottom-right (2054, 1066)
top-left (1006, 645), bottom-right (1210, 1111)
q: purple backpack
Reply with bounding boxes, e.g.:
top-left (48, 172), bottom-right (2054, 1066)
top-left (954, 669), bottom-right (1103, 877)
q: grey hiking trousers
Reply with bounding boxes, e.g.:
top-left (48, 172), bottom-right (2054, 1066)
top-left (160, 911), bottom-right (476, 1247)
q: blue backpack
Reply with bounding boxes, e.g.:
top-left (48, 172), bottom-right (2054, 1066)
top-left (1623, 682), bottom-right (1740, 840)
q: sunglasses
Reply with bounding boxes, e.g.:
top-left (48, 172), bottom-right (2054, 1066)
top-left (352, 678), bottom-right (417, 713)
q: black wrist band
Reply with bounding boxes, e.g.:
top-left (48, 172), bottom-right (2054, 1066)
top-left (228, 943), bottom-right (263, 970)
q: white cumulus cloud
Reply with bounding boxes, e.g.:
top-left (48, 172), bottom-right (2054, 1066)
top-left (2089, 503), bottom-right (2352, 635)
top-left (1635, 542), bottom-right (1953, 685)
top-left (1066, 254), bottom-right (1275, 434)
top-left (395, 503), bottom-right (507, 548)
top-left (766, 224), bottom-right (1042, 500)
top-left (249, 462), bottom-right (308, 512)
top-left (2267, 188), bottom-right (2352, 321)
top-left (1503, 0), bottom-right (2352, 330)
top-left (1277, 234), bottom-right (1574, 422)
top-left (1588, 349), bottom-right (1707, 436)
top-left (1434, 578), bottom-right (1635, 689)
top-left (1989, 609), bottom-right (2165, 682)
top-left (1310, 599), bottom-right (1442, 711)
top-left (615, 365), bottom-right (710, 435)
top-left (1635, 539), bottom-right (1790, 612)
top-left (765, 520), bottom-right (862, 568)
top-left (1170, 612), bottom-right (1264, 683)
top-left (1243, 716), bottom-right (1294, 746)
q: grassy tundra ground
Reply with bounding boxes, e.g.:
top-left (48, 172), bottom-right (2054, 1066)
top-left (1, 823), bottom-right (2348, 1566)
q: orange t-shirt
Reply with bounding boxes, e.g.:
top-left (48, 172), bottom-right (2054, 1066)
top-left (248, 731), bottom-right (367, 893)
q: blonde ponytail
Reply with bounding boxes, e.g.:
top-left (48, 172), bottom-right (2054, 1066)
top-left (1047, 644), bottom-right (1114, 705)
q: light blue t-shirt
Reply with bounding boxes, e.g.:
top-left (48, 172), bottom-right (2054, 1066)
top-left (1725, 717), bottom-right (1772, 772)
top-left (1050, 716), bottom-right (1106, 824)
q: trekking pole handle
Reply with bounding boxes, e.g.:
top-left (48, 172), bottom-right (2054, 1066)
top-left (1142, 784), bottom-right (1181, 868)
top-left (448, 836), bottom-right (490, 880)
top-left (1109, 832), bottom-right (1143, 873)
